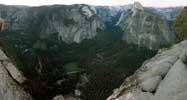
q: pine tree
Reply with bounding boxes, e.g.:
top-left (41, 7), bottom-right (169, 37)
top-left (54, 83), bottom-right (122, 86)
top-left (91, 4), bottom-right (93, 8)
top-left (173, 7), bottom-right (187, 42)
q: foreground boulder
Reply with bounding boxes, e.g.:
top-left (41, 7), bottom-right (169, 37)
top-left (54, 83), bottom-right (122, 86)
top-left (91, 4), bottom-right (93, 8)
top-left (52, 95), bottom-right (79, 100)
top-left (139, 76), bottom-right (162, 92)
top-left (152, 59), bottom-right (187, 100)
top-left (0, 49), bottom-right (33, 100)
top-left (108, 40), bottom-right (187, 100)
top-left (52, 95), bottom-right (65, 100)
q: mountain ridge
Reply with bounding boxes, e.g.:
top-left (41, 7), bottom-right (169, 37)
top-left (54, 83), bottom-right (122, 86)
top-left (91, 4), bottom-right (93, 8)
top-left (0, 2), bottom-right (183, 49)
top-left (0, 2), bottom-right (185, 100)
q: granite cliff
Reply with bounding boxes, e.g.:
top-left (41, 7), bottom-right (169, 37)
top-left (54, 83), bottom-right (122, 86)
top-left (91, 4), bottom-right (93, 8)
top-left (0, 2), bottom-right (182, 49)
top-left (116, 2), bottom-right (173, 49)
top-left (0, 4), bottom-right (104, 43)
top-left (0, 48), bottom-right (33, 100)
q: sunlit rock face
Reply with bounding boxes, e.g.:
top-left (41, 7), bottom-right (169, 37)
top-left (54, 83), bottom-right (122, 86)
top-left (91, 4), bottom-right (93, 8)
top-left (0, 49), bottom-right (33, 100)
top-left (0, 4), bottom-right (104, 44)
top-left (108, 40), bottom-right (187, 100)
top-left (0, 3), bottom-right (181, 48)
top-left (52, 95), bottom-right (65, 100)
top-left (116, 2), bottom-right (172, 50)
top-left (132, 1), bottom-right (144, 17)
top-left (39, 5), bottom-right (104, 43)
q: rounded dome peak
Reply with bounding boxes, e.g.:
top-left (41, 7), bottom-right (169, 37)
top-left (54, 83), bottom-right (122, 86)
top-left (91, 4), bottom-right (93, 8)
top-left (133, 1), bottom-right (144, 11)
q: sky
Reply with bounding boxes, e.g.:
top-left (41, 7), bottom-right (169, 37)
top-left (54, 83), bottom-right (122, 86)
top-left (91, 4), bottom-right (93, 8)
top-left (0, 0), bottom-right (186, 7)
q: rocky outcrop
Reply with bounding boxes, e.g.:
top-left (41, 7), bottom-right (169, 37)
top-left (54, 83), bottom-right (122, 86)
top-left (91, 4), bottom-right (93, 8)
top-left (52, 95), bottom-right (79, 100)
top-left (152, 60), bottom-right (187, 100)
top-left (52, 95), bottom-right (65, 100)
top-left (5, 62), bottom-right (26, 84)
top-left (0, 49), bottom-right (33, 100)
top-left (116, 2), bottom-right (172, 49)
top-left (108, 40), bottom-right (187, 100)
top-left (132, 2), bottom-right (144, 17)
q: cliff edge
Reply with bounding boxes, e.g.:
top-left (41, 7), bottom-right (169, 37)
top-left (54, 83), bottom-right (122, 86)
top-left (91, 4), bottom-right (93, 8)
top-left (108, 40), bottom-right (187, 100)
top-left (0, 48), bottom-right (33, 100)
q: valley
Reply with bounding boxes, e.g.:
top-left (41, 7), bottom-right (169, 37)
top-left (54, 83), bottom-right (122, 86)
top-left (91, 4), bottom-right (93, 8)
top-left (0, 2), bottom-right (183, 100)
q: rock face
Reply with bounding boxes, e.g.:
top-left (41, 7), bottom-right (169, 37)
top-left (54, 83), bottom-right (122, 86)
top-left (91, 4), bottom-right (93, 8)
top-left (52, 95), bottom-right (79, 100)
top-left (96, 6), bottom-right (124, 23)
top-left (52, 95), bottom-right (65, 100)
top-left (132, 2), bottom-right (144, 17)
top-left (108, 40), bottom-right (187, 100)
top-left (0, 4), bottom-right (104, 43)
top-left (0, 3), bottom-right (180, 46)
top-left (116, 2), bottom-right (172, 49)
top-left (0, 3), bottom-right (181, 49)
top-left (0, 49), bottom-right (33, 100)
top-left (39, 5), bottom-right (104, 43)
top-left (152, 60), bottom-right (187, 100)
top-left (139, 76), bottom-right (162, 92)
top-left (5, 62), bottom-right (26, 84)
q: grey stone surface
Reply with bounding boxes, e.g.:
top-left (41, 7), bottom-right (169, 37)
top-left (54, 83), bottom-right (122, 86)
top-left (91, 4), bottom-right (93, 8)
top-left (152, 60), bottom-right (187, 100)
top-left (0, 49), bottom-right (33, 100)
top-left (5, 62), bottom-right (26, 84)
top-left (108, 40), bottom-right (187, 100)
top-left (137, 55), bottom-right (177, 82)
top-left (133, 90), bottom-right (153, 100)
top-left (139, 76), bottom-right (162, 92)
top-left (52, 95), bottom-right (65, 100)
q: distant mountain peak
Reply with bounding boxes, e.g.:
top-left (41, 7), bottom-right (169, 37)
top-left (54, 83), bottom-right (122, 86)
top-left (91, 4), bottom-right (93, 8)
top-left (133, 1), bottom-right (144, 11)
top-left (132, 1), bottom-right (144, 17)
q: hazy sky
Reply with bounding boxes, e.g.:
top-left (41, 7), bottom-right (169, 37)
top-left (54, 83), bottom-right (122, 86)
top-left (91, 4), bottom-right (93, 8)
top-left (0, 0), bottom-right (187, 7)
